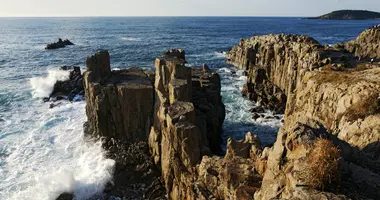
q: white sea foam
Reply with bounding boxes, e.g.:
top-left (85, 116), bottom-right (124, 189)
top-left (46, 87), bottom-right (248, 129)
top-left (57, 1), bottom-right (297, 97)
top-left (0, 100), bottom-right (115, 200)
top-left (218, 68), bottom-right (282, 146)
top-left (30, 69), bottom-right (70, 98)
top-left (120, 36), bottom-right (141, 41)
top-left (214, 51), bottom-right (227, 58)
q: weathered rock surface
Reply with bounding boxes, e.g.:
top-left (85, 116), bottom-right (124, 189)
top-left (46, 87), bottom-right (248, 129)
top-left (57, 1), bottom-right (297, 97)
top-left (149, 49), bottom-right (228, 199)
top-left (83, 50), bottom-right (165, 200)
top-left (338, 26), bottom-right (380, 60)
top-left (45, 38), bottom-right (74, 50)
top-left (227, 28), bottom-right (380, 199)
top-left (84, 51), bottom-right (153, 141)
top-left (82, 49), bottom-right (230, 200)
top-left (49, 66), bottom-right (84, 102)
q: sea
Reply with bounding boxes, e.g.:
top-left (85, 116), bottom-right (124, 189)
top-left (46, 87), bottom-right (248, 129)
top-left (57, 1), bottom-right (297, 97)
top-left (0, 17), bottom-right (378, 200)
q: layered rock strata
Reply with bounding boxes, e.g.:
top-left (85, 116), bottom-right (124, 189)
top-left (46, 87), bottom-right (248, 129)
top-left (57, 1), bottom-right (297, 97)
top-left (227, 27), bottom-right (380, 199)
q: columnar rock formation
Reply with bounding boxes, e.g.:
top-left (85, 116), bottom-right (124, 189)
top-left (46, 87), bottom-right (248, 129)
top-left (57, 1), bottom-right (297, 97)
top-left (81, 26), bottom-right (380, 200)
top-left (84, 51), bottom-right (154, 141)
top-left (227, 27), bottom-right (380, 199)
top-left (339, 26), bottom-right (380, 59)
top-left (148, 49), bottom-right (227, 199)
top-left (83, 51), bottom-right (165, 199)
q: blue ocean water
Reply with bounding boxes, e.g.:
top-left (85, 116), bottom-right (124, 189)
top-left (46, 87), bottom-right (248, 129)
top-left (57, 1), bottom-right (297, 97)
top-left (0, 17), bottom-right (377, 200)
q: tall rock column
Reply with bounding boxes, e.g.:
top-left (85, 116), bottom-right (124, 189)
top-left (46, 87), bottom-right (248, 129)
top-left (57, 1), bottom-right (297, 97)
top-left (84, 50), bottom-right (154, 142)
top-left (149, 50), bottom-right (225, 199)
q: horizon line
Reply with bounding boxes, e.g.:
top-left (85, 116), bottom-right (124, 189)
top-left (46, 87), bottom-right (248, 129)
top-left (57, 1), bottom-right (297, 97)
top-left (0, 15), bottom-right (309, 18)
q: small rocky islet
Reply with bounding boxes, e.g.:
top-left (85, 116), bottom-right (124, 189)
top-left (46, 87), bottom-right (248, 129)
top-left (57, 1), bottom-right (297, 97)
top-left (54, 25), bottom-right (380, 200)
top-left (45, 38), bottom-right (74, 50)
top-left (307, 10), bottom-right (380, 20)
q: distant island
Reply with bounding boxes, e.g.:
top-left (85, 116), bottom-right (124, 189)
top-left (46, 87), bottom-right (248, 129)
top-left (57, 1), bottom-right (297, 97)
top-left (307, 10), bottom-right (380, 20)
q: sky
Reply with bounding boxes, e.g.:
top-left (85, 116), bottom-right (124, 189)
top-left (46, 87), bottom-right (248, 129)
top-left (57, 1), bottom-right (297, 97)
top-left (1, 0), bottom-right (380, 17)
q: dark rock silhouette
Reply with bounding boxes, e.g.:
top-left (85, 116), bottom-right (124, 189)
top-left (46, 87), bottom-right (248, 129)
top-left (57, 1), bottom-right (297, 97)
top-left (307, 10), bottom-right (380, 20)
top-left (45, 38), bottom-right (74, 50)
top-left (49, 66), bottom-right (84, 102)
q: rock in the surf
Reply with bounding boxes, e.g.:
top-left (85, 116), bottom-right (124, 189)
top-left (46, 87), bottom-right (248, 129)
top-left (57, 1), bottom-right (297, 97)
top-left (50, 66), bottom-right (84, 102)
top-left (45, 38), bottom-right (74, 50)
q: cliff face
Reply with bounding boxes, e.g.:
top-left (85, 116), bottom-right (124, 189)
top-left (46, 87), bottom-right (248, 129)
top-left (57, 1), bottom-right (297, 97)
top-left (149, 50), bottom-right (230, 199)
top-left (84, 51), bottom-right (154, 142)
top-left (339, 26), bottom-right (380, 60)
top-left (82, 51), bottom-right (165, 199)
top-left (227, 34), bottom-right (351, 113)
top-left (227, 28), bottom-right (380, 199)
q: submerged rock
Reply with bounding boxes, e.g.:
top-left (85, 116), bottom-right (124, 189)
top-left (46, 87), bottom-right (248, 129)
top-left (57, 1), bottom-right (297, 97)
top-left (45, 38), bottom-right (74, 50)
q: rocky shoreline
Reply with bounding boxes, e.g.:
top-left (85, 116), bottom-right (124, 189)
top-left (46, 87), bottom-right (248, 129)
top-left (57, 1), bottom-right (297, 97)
top-left (56, 26), bottom-right (380, 200)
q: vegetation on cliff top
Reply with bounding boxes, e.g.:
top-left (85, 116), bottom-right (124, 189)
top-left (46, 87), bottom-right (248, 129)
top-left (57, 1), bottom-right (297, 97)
top-left (307, 10), bottom-right (380, 20)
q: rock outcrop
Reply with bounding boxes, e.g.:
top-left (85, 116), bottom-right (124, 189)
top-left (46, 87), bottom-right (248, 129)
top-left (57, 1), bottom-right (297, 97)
top-left (82, 50), bottom-right (165, 200)
top-left (48, 66), bottom-right (84, 102)
top-left (149, 49), bottom-right (227, 199)
top-left (227, 27), bottom-right (380, 199)
top-left (338, 26), bottom-right (380, 60)
top-left (83, 51), bottom-right (154, 141)
top-left (45, 38), bottom-right (74, 50)
top-left (80, 25), bottom-right (380, 199)
top-left (227, 34), bottom-right (326, 113)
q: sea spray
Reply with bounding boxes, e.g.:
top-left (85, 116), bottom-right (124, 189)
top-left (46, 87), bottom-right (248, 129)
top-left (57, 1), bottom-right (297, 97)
top-left (0, 100), bottom-right (115, 200)
top-left (30, 69), bottom-right (70, 98)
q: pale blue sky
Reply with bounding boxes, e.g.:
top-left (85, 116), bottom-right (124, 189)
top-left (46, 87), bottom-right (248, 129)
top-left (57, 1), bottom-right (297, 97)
top-left (1, 0), bottom-right (380, 17)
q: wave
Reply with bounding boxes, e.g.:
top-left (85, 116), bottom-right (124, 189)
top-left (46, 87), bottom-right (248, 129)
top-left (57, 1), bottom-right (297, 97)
top-left (214, 51), bottom-right (227, 58)
top-left (0, 102), bottom-right (115, 200)
top-left (30, 69), bottom-right (70, 98)
top-left (218, 68), bottom-right (282, 147)
top-left (120, 36), bottom-right (141, 41)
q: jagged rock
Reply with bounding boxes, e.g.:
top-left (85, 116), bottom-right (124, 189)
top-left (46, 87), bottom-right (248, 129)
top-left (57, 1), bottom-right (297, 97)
top-left (148, 49), bottom-right (226, 199)
top-left (101, 139), bottom-right (166, 200)
top-left (225, 132), bottom-right (262, 160)
top-left (45, 38), bottom-right (74, 50)
top-left (228, 29), bottom-right (380, 199)
top-left (227, 33), bottom-right (358, 114)
top-left (198, 133), bottom-right (263, 200)
top-left (84, 51), bottom-right (153, 141)
top-left (339, 26), bottom-right (380, 60)
top-left (83, 51), bottom-right (165, 200)
top-left (50, 66), bottom-right (84, 102)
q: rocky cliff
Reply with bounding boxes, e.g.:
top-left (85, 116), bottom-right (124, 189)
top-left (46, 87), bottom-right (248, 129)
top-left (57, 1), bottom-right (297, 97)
top-left (79, 26), bottom-right (380, 199)
top-left (227, 27), bottom-right (380, 199)
top-left (227, 33), bottom-right (353, 113)
top-left (337, 25), bottom-right (380, 60)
